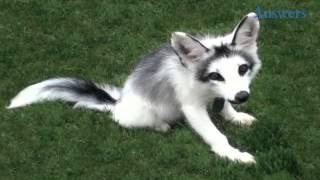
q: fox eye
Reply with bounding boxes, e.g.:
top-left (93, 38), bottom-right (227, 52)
top-left (239, 64), bottom-right (249, 75)
top-left (208, 72), bottom-right (225, 81)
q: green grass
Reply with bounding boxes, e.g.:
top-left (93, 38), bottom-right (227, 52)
top-left (0, 0), bottom-right (319, 179)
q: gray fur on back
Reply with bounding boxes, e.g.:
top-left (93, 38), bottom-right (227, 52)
top-left (129, 44), bottom-right (178, 105)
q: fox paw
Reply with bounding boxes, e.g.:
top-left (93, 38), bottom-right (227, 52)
top-left (213, 146), bottom-right (256, 164)
top-left (229, 112), bottom-right (256, 126)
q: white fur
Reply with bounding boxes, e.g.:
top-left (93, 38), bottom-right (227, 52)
top-left (7, 78), bottom-right (74, 109)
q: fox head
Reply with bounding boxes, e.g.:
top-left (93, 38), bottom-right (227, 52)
top-left (171, 13), bottom-right (261, 104)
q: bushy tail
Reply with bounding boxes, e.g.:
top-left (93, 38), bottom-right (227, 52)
top-left (7, 77), bottom-right (121, 112)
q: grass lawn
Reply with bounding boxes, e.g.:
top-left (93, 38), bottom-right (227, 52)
top-left (0, 0), bottom-right (319, 179)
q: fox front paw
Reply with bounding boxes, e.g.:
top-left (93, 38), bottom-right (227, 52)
top-left (229, 112), bottom-right (256, 126)
top-left (213, 146), bottom-right (256, 164)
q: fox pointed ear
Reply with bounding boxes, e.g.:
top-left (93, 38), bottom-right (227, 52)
top-left (171, 32), bottom-right (208, 61)
top-left (231, 12), bottom-right (260, 48)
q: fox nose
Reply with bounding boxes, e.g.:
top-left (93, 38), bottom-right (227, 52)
top-left (235, 91), bottom-right (250, 103)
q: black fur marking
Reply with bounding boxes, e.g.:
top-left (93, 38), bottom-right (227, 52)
top-left (197, 59), bottom-right (213, 82)
top-left (211, 44), bottom-right (255, 67)
top-left (213, 44), bottom-right (232, 58)
top-left (237, 51), bottom-right (255, 69)
top-left (196, 44), bottom-right (255, 82)
top-left (213, 98), bottom-right (225, 113)
top-left (47, 78), bottom-right (116, 104)
top-left (197, 44), bottom-right (232, 82)
top-left (231, 16), bottom-right (248, 46)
